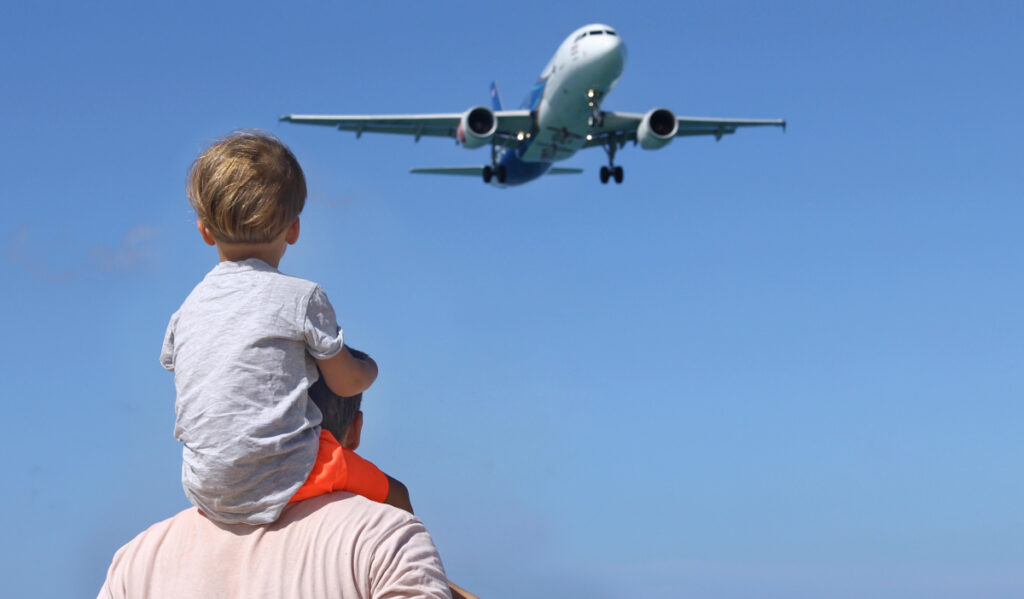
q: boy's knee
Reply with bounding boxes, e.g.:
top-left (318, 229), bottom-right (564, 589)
top-left (385, 476), bottom-right (413, 514)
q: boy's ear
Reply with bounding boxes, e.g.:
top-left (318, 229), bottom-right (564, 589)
top-left (285, 218), bottom-right (300, 245)
top-left (196, 220), bottom-right (217, 246)
top-left (342, 410), bottom-right (363, 450)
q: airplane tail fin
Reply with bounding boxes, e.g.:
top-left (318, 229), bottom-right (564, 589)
top-left (489, 82), bottom-right (504, 111)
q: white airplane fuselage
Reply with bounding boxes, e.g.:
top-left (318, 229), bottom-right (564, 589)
top-left (282, 23), bottom-right (785, 187)
top-left (494, 24), bottom-right (625, 186)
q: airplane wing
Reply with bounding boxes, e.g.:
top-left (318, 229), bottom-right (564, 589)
top-left (281, 111), bottom-right (534, 148)
top-left (582, 112), bottom-right (786, 148)
top-left (410, 166), bottom-right (582, 176)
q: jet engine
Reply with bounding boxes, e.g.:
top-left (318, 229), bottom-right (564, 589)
top-left (636, 108), bottom-right (678, 150)
top-left (456, 106), bottom-right (498, 149)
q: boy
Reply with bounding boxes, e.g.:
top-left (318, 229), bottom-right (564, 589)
top-left (160, 130), bottom-right (392, 524)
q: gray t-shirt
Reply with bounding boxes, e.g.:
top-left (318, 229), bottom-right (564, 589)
top-left (160, 258), bottom-right (345, 524)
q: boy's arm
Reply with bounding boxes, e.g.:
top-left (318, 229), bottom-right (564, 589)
top-left (316, 346), bottom-right (378, 398)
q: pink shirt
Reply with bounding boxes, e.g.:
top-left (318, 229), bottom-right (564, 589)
top-left (98, 493), bottom-right (452, 599)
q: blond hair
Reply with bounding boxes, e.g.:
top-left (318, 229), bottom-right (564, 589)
top-left (186, 130), bottom-right (306, 244)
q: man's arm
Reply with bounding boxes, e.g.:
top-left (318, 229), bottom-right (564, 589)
top-left (447, 581), bottom-right (479, 599)
top-left (316, 345), bottom-right (378, 398)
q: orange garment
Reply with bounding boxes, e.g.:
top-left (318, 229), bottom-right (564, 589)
top-left (289, 429), bottom-right (389, 504)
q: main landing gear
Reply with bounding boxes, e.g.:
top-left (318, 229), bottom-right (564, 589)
top-left (483, 144), bottom-right (507, 184)
top-left (482, 165), bottom-right (506, 184)
top-left (599, 140), bottom-right (623, 184)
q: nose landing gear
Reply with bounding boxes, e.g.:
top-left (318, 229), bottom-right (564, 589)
top-left (586, 89), bottom-right (605, 128)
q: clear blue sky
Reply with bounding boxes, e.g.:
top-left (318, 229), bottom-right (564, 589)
top-left (2, 1), bottom-right (1022, 597)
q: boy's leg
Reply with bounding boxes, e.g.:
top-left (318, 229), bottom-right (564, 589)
top-left (384, 475), bottom-right (413, 514)
top-left (290, 429), bottom-right (390, 504)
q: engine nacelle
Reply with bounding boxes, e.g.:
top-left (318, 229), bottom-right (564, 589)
top-left (456, 106), bottom-right (497, 149)
top-left (636, 108), bottom-right (678, 150)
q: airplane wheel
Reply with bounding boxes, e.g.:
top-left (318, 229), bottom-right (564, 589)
top-left (614, 166), bottom-right (623, 184)
top-left (599, 166), bottom-right (610, 184)
top-left (483, 166), bottom-right (493, 183)
top-left (496, 165), bottom-right (507, 183)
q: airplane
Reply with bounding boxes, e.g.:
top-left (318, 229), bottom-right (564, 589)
top-left (280, 23), bottom-right (785, 187)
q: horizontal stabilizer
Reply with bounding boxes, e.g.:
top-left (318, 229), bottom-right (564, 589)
top-left (410, 167), bottom-right (484, 176)
top-left (410, 166), bottom-right (584, 176)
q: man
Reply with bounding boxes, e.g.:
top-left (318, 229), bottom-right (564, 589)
top-left (98, 377), bottom-right (455, 598)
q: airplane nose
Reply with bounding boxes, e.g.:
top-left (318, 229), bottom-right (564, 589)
top-left (593, 35), bottom-right (625, 76)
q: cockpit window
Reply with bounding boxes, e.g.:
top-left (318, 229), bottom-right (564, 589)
top-left (575, 32), bottom-right (587, 41)
top-left (605, 30), bottom-right (617, 36)
top-left (590, 30), bottom-right (604, 35)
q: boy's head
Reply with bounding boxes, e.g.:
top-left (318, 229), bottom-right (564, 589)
top-left (187, 130), bottom-right (306, 244)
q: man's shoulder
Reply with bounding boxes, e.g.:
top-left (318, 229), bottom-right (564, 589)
top-left (284, 492), bottom-right (420, 528)
top-left (278, 494), bottom-right (441, 561)
top-left (99, 508), bottom-right (198, 595)
top-left (113, 508), bottom-right (199, 555)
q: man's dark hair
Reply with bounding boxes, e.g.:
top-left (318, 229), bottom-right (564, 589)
top-left (308, 373), bottom-right (362, 442)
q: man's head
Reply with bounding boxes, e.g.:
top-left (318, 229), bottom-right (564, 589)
top-left (186, 130), bottom-right (306, 244)
top-left (308, 375), bottom-right (363, 449)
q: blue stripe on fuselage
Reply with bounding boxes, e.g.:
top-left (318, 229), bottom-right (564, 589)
top-left (487, 78), bottom-right (551, 187)
top-left (493, 148), bottom-right (551, 186)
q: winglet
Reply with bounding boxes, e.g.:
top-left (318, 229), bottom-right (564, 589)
top-left (490, 82), bottom-right (504, 111)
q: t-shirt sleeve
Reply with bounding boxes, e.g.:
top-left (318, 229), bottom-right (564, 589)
top-left (370, 517), bottom-right (452, 599)
top-left (159, 314), bottom-right (176, 371)
top-left (304, 286), bottom-right (346, 360)
top-left (96, 534), bottom-right (134, 599)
